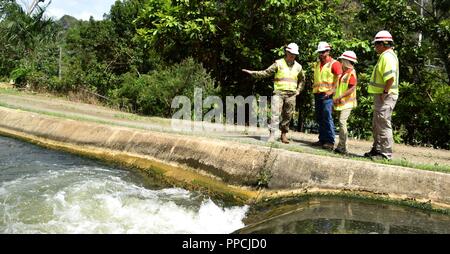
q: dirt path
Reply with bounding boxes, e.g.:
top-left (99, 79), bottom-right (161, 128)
top-left (0, 90), bottom-right (448, 168)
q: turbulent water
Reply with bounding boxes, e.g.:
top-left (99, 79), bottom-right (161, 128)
top-left (0, 136), bottom-right (248, 234)
top-left (2, 135), bottom-right (450, 234)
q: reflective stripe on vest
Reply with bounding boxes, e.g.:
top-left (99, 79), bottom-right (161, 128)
top-left (313, 60), bottom-right (337, 93)
top-left (333, 69), bottom-right (357, 111)
top-left (369, 49), bottom-right (399, 94)
top-left (274, 59), bottom-right (302, 91)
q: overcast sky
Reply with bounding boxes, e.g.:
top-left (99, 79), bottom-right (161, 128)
top-left (17, 0), bottom-right (117, 20)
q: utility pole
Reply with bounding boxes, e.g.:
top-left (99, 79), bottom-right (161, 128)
top-left (58, 46), bottom-right (62, 80)
top-left (418, 0), bottom-right (424, 47)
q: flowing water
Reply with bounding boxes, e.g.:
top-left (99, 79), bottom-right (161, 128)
top-left (0, 136), bottom-right (247, 233)
top-left (1, 135), bottom-right (449, 234)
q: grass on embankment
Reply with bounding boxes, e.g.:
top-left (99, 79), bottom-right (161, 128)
top-left (279, 143), bottom-right (450, 174)
top-left (0, 88), bottom-right (449, 174)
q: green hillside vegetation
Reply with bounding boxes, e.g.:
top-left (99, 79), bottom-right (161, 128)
top-left (0, 0), bottom-right (449, 149)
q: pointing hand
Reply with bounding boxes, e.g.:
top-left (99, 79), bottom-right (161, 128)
top-left (242, 69), bottom-right (251, 74)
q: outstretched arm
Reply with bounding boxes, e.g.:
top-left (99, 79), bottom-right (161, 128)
top-left (242, 63), bottom-right (277, 78)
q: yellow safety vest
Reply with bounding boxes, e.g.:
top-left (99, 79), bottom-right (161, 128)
top-left (333, 69), bottom-right (357, 111)
top-left (274, 58), bottom-right (302, 91)
top-left (313, 60), bottom-right (337, 93)
top-left (369, 49), bottom-right (399, 94)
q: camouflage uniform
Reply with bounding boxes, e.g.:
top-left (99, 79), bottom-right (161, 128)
top-left (247, 61), bottom-right (304, 133)
top-left (271, 90), bottom-right (297, 133)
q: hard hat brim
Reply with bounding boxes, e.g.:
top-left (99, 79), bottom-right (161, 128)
top-left (338, 56), bottom-right (357, 63)
top-left (372, 39), bottom-right (394, 43)
top-left (315, 48), bottom-right (331, 53)
top-left (286, 49), bottom-right (299, 55)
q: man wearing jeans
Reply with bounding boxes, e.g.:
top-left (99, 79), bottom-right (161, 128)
top-left (364, 30), bottom-right (399, 160)
top-left (312, 42), bottom-right (342, 150)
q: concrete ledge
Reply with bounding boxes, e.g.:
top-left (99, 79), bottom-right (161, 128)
top-left (0, 107), bottom-right (449, 208)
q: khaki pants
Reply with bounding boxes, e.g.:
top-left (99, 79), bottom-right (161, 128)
top-left (336, 108), bottom-right (352, 151)
top-left (372, 93), bottom-right (398, 157)
top-left (269, 90), bottom-right (296, 133)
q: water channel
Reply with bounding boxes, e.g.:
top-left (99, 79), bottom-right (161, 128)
top-left (1, 135), bottom-right (449, 234)
top-left (0, 136), bottom-right (247, 233)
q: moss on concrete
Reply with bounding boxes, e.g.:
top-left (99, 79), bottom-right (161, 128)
top-left (0, 92), bottom-right (448, 174)
top-left (0, 127), bottom-right (258, 206)
top-left (1, 107), bottom-right (450, 212)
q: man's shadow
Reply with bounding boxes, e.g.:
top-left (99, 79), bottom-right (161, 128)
top-left (223, 134), bottom-right (366, 158)
top-left (290, 137), bottom-right (365, 158)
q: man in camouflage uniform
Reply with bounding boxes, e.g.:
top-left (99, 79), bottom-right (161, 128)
top-left (243, 43), bottom-right (305, 143)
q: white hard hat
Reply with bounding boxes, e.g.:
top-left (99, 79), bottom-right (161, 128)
top-left (315, 41), bottom-right (331, 53)
top-left (285, 43), bottom-right (299, 55)
top-left (373, 30), bottom-right (393, 43)
top-left (338, 51), bottom-right (358, 63)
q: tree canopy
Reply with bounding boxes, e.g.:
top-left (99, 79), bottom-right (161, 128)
top-left (0, 0), bottom-right (449, 149)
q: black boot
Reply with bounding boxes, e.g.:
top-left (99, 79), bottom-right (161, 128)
top-left (364, 148), bottom-right (380, 158)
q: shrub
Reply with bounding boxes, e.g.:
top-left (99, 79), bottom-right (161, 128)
top-left (109, 57), bottom-right (220, 118)
top-left (10, 66), bottom-right (31, 87)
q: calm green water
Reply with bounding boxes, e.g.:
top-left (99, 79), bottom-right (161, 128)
top-left (237, 197), bottom-right (450, 234)
top-left (1, 135), bottom-right (449, 234)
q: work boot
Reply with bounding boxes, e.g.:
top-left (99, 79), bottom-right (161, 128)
top-left (364, 148), bottom-right (380, 158)
top-left (322, 143), bottom-right (334, 150)
top-left (312, 141), bottom-right (323, 147)
top-left (281, 132), bottom-right (289, 144)
top-left (334, 147), bottom-right (348, 155)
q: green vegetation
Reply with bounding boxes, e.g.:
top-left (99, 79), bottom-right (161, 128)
top-left (236, 137), bottom-right (450, 173)
top-left (0, 88), bottom-right (449, 173)
top-left (0, 87), bottom-right (20, 95)
top-left (0, 0), bottom-right (449, 149)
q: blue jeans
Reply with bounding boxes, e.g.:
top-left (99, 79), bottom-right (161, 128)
top-left (314, 93), bottom-right (335, 144)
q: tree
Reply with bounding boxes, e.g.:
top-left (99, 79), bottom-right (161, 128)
top-left (0, 0), bottom-right (60, 86)
top-left (353, 0), bottom-right (450, 148)
top-left (134, 0), bottom-right (370, 129)
top-left (1, 0), bottom-right (448, 148)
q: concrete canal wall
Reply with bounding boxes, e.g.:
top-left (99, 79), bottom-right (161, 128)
top-left (0, 107), bottom-right (449, 208)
